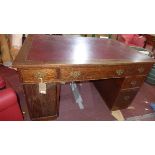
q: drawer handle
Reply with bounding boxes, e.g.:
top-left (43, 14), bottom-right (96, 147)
top-left (116, 69), bottom-right (124, 76)
top-left (124, 96), bottom-right (130, 101)
top-left (70, 71), bottom-right (81, 78)
top-left (34, 72), bottom-right (46, 79)
top-left (138, 67), bottom-right (144, 73)
top-left (130, 81), bottom-right (137, 86)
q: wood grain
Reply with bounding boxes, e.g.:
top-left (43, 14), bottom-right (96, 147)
top-left (113, 88), bottom-right (140, 110)
top-left (23, 83), bottom-right (60, 120)
top-left (60, 64), bottom-right (152, 82)
top-left (121, 75), bottom-right (146, 89)
top-left (19, 68), bottom-right (58, 83)
top-left (93, 78), bottom-right (124, 110)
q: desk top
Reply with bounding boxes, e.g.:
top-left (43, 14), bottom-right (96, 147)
top-left (13, 34), bottom-right (155, 68)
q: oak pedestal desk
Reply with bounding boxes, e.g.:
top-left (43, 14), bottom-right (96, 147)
top-left (13, 35), bottom-right (155, 121)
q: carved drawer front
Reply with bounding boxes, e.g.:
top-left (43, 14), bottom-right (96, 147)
top-left (112, 88), bottom-right (139, 110)
top-left (121, 75), bottom-right (146, 89)
top-left (20, 68), bottom-right (57, 83)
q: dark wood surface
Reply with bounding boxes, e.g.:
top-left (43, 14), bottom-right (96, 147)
top-left (13, 35), bottom-right (155, 120)
top-left (93, 78), bottom-right (123, 110)
top-left (121, 75), bottom-right (145, 89)
top-left (113, 88), bottom-right (140, 110)
top-left (23, 83), bottom-right (60, 120)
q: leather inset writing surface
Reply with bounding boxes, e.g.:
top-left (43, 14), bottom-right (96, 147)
top-left (26, 35), bottom-right (153, 64)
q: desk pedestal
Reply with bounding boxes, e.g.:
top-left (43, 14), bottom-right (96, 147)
top-left (94, 79), bottom-right (139, 111)
top-left (23, 83), bottom-right (60, 121)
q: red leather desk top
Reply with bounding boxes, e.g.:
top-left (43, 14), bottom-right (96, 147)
top-left (13, 34), bottom-right (155, 68)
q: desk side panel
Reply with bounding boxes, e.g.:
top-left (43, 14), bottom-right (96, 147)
top-left (93, 78), bottom-right (124, 110)
top-left (23, 83), bottom-right (60, 120)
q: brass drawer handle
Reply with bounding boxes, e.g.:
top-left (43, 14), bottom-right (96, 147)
top-left (130, 81), bottom-right (137, 86)
top-left (34, 72), bottom-right (46, 79)
top-left (124, 96), bottom-right (130, 101)
top-left (138, 67), bottom-right (144, 73)
top-left (116, 69), bottom-right (124, 76)
top-left (70, 71), bottom-right (81, 78)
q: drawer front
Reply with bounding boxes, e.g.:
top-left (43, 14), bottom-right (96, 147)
top-left (112, 88), bottom-right (139, 110)
top-left (60, 64), bottom-right (152, 82)
top-left (20, 69), bottom-right (57, 83)
top-left (132, 64), bottom-right (153, 75)
top-left (60, 67), bottom-right (125, 81)
top-left (121, 75), bottom-right (146, 89)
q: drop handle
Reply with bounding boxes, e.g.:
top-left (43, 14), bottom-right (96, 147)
top-left (34, 72), bottom-right (46, 79)
top-left (116, 69), bottom-right (124, 76)
top-left (70, 71), bottom-right (81, 78)
top-left (138, 67), bottom-right (144, 73)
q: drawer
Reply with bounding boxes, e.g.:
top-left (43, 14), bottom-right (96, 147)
top-left (121, 75), bottom-right (146, 89)
top-left (60, 64), bottom-right (152, 82)
top-left (19, 68), bottom-right (57, 83)
top-left (112, 88), bottom-right (139, 110)
top-left (131, 64), bottom-right (153, 75)
top-left (60, 66), bottom-right (126, 81)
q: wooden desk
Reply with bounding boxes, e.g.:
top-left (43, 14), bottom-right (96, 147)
top-left (13, 35), bottom-right (155, 120)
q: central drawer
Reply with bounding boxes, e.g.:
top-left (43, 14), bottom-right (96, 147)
top-left (60, 64), bottom-right (152, 82)
top-left (60, 67), bottom-right (123, 81)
